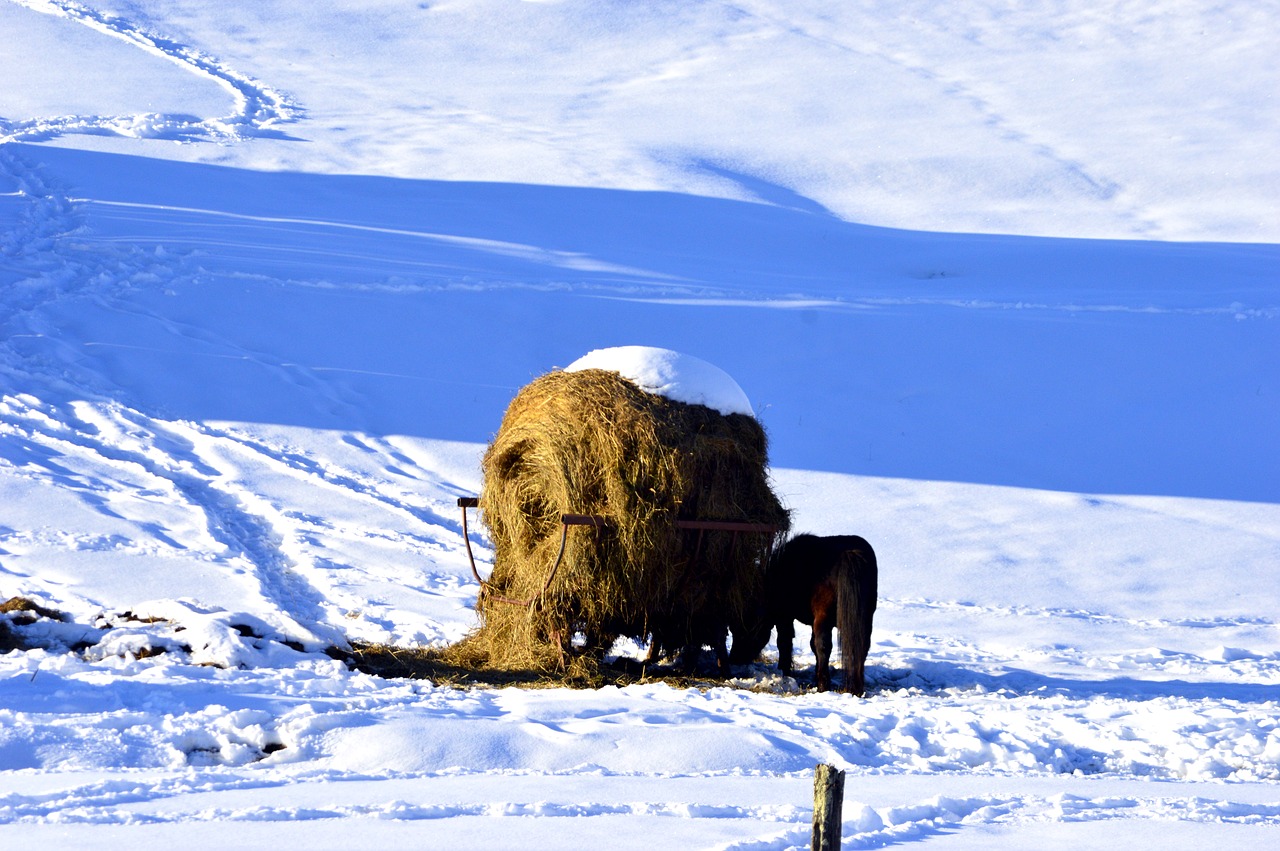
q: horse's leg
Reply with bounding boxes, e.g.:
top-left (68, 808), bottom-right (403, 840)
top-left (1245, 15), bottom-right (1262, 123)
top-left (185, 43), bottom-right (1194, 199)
top-left (777, 619), bottom-right (795, 676)
top-left (680, 643), bottom-right (700, 675)
top-left (581, 629), bottom-right (616, 660)
top-left (811, 579), bottom-right (838, 692)
top-left (713, 630), bottom-right (731, 677)
top-left (644, 640), bottom-right (663, 665)
top-left (811, 623), bottom-right (833, 691)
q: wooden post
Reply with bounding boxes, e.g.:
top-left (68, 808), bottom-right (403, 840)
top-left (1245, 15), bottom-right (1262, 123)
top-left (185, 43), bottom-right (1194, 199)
top-left (812, 763), bottom-right (845, 851)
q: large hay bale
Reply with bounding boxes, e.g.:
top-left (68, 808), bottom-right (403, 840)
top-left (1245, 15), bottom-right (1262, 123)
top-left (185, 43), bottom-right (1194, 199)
top-left (459, 364), bottom-right (790, 672)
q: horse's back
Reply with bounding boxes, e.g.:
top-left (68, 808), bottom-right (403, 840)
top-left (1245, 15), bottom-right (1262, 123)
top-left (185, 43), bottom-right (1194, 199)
top-left (777, 533), bottom-right (875, 565)
top-left (772, 533), bottom-right (876, 604)
top-left (769, 534), bottom-right (875, 619)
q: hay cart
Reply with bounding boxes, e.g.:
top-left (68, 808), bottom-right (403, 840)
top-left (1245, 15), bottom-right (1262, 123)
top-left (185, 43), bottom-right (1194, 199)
top-left (451, 366), bottom-right (790, 673)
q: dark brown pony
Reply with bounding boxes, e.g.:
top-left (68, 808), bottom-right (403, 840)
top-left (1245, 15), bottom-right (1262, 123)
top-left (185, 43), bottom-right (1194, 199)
top-left (732, 534), bottom-right (878, 695)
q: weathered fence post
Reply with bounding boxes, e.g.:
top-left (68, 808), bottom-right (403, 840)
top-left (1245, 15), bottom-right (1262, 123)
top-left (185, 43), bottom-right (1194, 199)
top-left (812, 763), bottom-right (845, 851)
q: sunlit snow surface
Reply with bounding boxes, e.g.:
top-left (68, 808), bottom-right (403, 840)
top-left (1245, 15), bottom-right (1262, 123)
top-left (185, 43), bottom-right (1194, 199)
top-left (1, 1), bottom-right (1279, 848)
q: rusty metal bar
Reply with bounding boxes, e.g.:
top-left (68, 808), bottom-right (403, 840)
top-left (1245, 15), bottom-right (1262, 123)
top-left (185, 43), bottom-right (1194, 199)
top-left (483, 521), bottom-right (572, 608)
top-left (561, 513), bottom-right (611, 527)
top-left (559, 514), bottom-right (779, 535)
top-left (458, 496), bottom-right (485, 584)
top-left (457, 497), bottom-right (583, 609)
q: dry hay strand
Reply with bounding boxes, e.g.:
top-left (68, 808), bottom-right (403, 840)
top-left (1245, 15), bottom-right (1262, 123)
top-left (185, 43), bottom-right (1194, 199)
top-left (460, 367), bottom-right (789, 673)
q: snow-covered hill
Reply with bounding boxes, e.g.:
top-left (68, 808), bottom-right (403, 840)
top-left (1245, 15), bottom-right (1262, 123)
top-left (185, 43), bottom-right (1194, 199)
top-left (2, 1), bottom-right (1278, 848)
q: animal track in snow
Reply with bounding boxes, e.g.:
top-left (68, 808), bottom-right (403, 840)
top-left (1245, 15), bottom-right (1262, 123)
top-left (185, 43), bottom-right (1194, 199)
top-left (2, 0), bottom-right (300, 144)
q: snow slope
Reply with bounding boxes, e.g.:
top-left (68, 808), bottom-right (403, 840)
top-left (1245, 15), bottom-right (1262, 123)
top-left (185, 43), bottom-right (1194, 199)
top-left (2, 1), bottom-right (1279, 848)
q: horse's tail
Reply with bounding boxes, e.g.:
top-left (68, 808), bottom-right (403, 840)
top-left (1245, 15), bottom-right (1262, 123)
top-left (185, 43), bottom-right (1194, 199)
top-left (836, 539), bottom-right (878, 696)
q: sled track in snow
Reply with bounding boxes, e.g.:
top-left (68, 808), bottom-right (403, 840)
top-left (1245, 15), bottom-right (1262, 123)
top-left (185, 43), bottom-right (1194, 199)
top-left (0, 399), bottom-right (330, 634)
top-left (2, 0), bottom-right (300, 144)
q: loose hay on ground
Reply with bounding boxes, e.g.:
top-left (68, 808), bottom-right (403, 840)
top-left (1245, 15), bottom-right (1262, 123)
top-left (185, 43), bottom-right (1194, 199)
top-left (344, 640), bottom-right (786, 691)
top-left (1, 596), bottom-right (71, 653)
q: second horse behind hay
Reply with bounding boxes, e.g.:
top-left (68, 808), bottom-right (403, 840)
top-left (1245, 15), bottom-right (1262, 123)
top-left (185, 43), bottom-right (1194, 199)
top-left (732, 534), bottom-right (878, 695)
top-left (644, 615), bottom-right (733, 677)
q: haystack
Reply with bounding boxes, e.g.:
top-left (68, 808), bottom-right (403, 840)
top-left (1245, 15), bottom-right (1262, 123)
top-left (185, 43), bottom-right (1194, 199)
top-left (456, 362), bottom-right (789, 673)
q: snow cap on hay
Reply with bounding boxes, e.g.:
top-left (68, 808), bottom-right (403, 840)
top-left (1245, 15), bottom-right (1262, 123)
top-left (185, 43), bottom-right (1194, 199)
top-left (565, 346), bottom-right (755, 417)
top-left (465, 350), bottom-right (789, 672)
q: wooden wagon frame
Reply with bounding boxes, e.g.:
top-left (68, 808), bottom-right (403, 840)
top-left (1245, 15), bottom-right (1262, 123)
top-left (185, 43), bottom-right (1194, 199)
top-left (457, 497), bottom-right (781, 608)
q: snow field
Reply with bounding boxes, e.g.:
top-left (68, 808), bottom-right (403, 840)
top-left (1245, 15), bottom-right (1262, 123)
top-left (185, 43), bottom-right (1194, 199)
top-left (2, 0), bottom-right (1278, 847)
